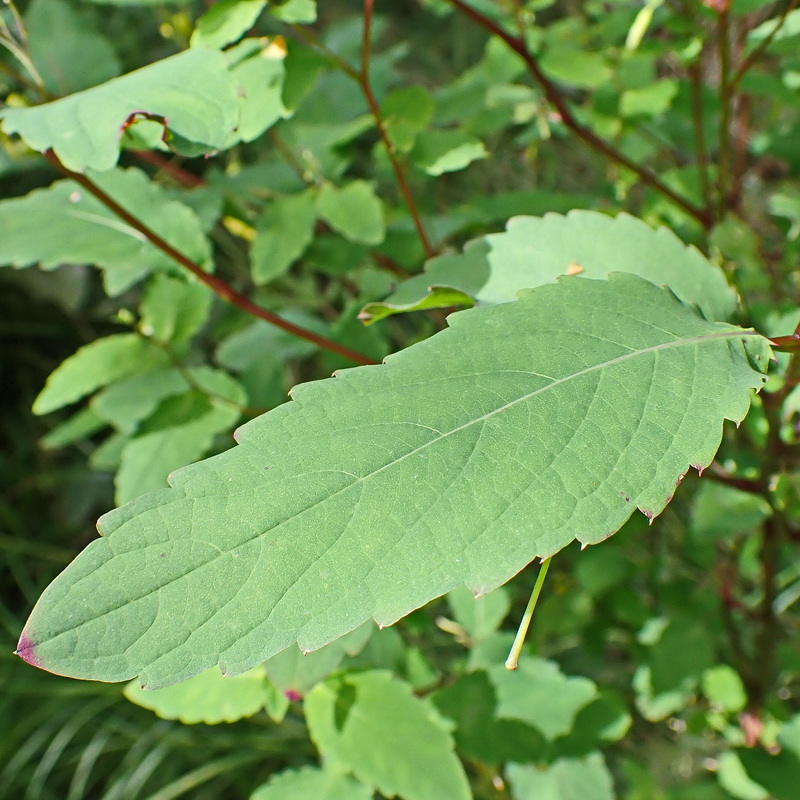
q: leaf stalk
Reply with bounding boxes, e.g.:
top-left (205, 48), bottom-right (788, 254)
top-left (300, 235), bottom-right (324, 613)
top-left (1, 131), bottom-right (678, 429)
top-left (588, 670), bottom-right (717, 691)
top-left (505, 557), bottom-right (551, 670)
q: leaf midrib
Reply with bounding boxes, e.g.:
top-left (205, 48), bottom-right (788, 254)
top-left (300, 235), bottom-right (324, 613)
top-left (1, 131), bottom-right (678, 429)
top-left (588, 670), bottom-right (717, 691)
top-left (36, 328), bottom-right (759, 647)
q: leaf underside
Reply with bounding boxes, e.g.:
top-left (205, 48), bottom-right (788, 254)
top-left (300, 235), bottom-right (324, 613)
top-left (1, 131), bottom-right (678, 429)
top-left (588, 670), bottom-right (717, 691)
top-left (17, 274), bottom-right (768, 688)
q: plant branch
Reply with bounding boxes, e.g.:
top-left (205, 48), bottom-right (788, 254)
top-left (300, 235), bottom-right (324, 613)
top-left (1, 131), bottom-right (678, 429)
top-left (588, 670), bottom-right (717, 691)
top-left (444, 0), bottom-right (713, 229)
top-left (747, 515), bottom-right (782, 712)
top-left (717, 8), bottom-right (733, 220)
top-left (729, 0), bottom-right (800, 90)
top-left (360, 0), bottom-right (435, 258)
top-left (132, 150), bottom-right (204, 188)
top-left (689, 59), bottom-right (712, 214)
top-left (43, 150), bottom-right (378, 367)
top-left (287, 8), bottom-right (436, 258)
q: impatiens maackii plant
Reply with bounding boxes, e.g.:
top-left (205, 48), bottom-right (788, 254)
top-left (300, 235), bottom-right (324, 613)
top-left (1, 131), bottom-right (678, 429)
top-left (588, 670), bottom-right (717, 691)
top-left (4, 0), bottom-right (800, 798)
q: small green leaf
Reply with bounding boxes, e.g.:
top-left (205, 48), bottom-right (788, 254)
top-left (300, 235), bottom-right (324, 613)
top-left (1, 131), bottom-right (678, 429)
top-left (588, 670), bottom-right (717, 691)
top-left (33, 334), bottom-right (170, 415)
top-left (124, 666), bottom-right (269, 724)
top-left (251, 766), bottom-right (372, 800)
top-left (541, 47), bottom-right (613, 89)
top-left (717, 752), bottom-right (769, 800)
top-left (226, 39), bottom-right (289, 144)
top-left (91, 369), bottom-right (192, 435)
top-left (506, 753), bottom-right (615, 800)
top-left (702, 666), bottom-right (747, 713)
top-left (446, 584), bottom-right (511, 644)
top-left (268, 0), bottom-right (317, 23)
top-left (191, 0), bottom-right (267, 49)
top-left (431, 670), bottom-right (546, 764)
top-left (489, 658), bottom-right (597, 741)
top-left (411, 130), bottom-right (488, 176)
top-left (1, 49), bottom-right (239, 171)
top-left (690, 483), bottom-right (772, 543)
top-left (316, 181), bottom-right (385, 245)
top-left (140, 275), bottom-right (212, 343)
top-left (263, 623), bottom-right (371, 698)
top-left (550, 691), bottom-right (633, 758)
top-left (648, 617), bottom-right (716, 695)
top-left (115, 368), bottom-right (245, 504)
top-left (620, 80), bottom-right (678, 118)
top-left (251, 190), bottom-right (318, 284)
top-left (305, 671), bottom-right (471, 800)
top-left (383, 86), bottom-right (436, 153)
top-left (40, 407), bottom-right (108, 450)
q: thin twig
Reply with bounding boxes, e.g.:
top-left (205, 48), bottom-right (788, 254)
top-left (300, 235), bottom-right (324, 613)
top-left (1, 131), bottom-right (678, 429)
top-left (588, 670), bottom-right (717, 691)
top-left (361, 0), bottom-right (435, 258)
top-left (286, 9), bottom-right (436, 258)
top-left (729, 0), bottom-right (800, 90)
top-left (43, 150), bottom-right (378, 367)
top-left (289, 22), bottom-right (360, 80)
top-left (689, 60), bottom-right (712, 214)
top-left (132, 150), bottom-right (204, 188)
top-left (717, 8), bottom-right (733, 220)
top-left (444, 0), bottom-right (713, 229)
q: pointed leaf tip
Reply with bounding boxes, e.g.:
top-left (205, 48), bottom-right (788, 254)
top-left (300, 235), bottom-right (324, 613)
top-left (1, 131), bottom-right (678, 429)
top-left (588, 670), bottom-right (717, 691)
top-left (15, 633), bottom-right (41, 668)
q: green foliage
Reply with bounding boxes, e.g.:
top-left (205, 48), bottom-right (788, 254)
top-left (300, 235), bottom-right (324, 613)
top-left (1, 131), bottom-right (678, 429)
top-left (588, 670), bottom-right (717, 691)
top-left (360, 210), bottom-right (737, 323)
top-left (18, 274), bottom-right (767, 687)
top-left (3, 0), bottom-right (800, 798)
top-left (304, 670), bottom-right (470, 800)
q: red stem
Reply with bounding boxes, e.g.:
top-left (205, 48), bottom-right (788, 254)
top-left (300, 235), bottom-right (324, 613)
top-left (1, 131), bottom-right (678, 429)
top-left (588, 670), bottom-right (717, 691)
top-left (444, 0), bottom-right (713, 229)
top-left (360, 0), bottom-right (436, 258)
top-left (43, 150), bottom-right (378, 366)
top-left (132, 150), bottom-right (204, 188)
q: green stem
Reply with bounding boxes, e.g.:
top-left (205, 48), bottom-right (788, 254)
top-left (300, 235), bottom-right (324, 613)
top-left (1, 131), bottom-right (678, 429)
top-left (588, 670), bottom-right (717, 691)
top-left (505, 557), bottom-right (551, 670)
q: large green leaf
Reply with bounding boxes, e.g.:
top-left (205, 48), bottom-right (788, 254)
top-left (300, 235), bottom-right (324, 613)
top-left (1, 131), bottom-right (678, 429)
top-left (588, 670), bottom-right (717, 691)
top-left (304, 670), bottom-right (470, 800)
top-left (17, 274), bottom-right (767, 686)
top-left (0, 48), bottom-right (240, 171)
top-left (360, 211), bottom-right (737, 323)
top-left (0, 167), bottom-right (212, 296)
